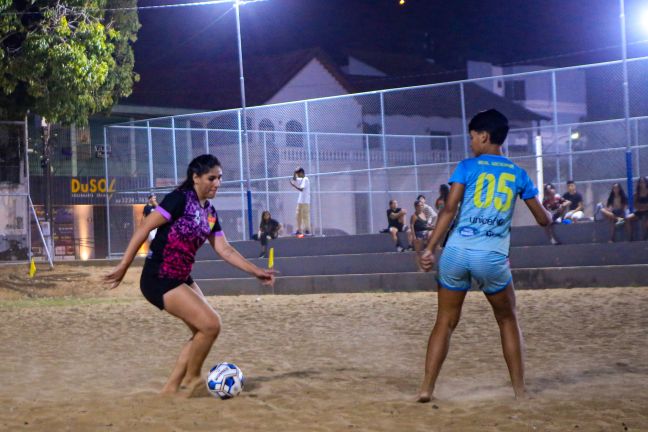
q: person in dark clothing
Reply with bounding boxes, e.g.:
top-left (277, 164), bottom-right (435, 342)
top-left (254, 211), bottom-right (282, 258)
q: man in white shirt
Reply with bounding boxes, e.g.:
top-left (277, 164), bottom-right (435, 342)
top-left (289, 167), bottom-right (311, 235)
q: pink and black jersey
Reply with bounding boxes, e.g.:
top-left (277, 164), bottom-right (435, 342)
top-left (148, 188), bottom-right (223, 280)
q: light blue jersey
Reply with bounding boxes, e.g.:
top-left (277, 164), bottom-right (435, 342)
top-left (446, 154), bottom-right (538, 255)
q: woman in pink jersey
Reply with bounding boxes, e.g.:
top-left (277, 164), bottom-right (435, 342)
top-left (105, 155), bottom-right (275, 396)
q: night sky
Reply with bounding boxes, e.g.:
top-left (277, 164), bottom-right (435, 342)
top-left (133, 0), bottom-right (648, 74)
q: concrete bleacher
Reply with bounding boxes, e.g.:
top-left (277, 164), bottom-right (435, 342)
top-left (191, 221), bottom-right (647, 296)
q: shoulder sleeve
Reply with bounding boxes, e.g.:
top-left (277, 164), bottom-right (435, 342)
top-left (449, 161), bottom-right (467, 185)
top-left (156, 190), bottom-right (186, 222)
top-left (209, 208), bottom-right (224, 236)
top-left (518, 169), bottom-right (539, 200)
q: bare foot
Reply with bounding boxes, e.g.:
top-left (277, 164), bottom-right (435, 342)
top-left (514, 389), bottom-right (528, 400)
top-left (181, 376), bottom-right (208, 398)
top-left (159, 385), bottom-right (180, 397)
top-left (416, 391), bottom-right (434, 403)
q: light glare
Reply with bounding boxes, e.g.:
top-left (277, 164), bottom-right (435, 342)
top-left (642, 10), bottom-right (648, 33)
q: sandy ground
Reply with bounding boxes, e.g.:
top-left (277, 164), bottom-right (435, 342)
top-left (0, 263), bottom-right (647, 432)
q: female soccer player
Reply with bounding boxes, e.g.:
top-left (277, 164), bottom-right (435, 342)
top-left (417, 110), bottom-right (550, 402)
top-left (105, 154), bottom-right (275, 396)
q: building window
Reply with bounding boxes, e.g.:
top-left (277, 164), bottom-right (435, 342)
top-left (259, 119), bottom-right (275, 145)
top-left (0, 124), bottom-right (22, 184)
top-left (429, 131), bottom-right (451, 151)
top-left (286, 120), bottom-right (303, 147)
top-left (362, 122), bottom-right (381, 149)
top-left (505, 80), bottom-right (526, 101)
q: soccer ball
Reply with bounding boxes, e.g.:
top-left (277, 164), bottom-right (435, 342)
top-left (206, 362), bottom-right (245, 399)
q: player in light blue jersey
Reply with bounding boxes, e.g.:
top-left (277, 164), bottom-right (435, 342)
top-left (417, 109), bottom-right (551, 402)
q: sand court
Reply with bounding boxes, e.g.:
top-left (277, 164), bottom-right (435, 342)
top-left (0, 264), bottom-right (647, 431)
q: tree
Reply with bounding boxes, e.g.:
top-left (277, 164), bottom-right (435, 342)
top-left (0, 0), bottom-right (140, 223)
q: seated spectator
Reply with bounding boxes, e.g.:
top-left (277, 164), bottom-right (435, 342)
top-left (562, 180), bottom-right (586, 222)
top-left (253, 211), bottom-right (282, 258)
top-left (386, 199), bottom-right (408, 252)
top-left (435, 184), bottom-right (449, 212)
top-left (628, 176), bottom-right (648, 240)
top-left (543, 183), bottom-right (570, 223)
top-left (416, 194), bottom-right (438, 227)
top-left (409, 200), bottom-right (434, 269)
top-left (599, 183), bottom-right (632, 242)
top-left (542, 184), bottom-right (568, 245)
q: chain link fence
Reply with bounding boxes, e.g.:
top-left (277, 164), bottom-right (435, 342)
top-left (0, 121), bottom-right (52, 265)
top-left (104, 57), bottom-right (648, 256)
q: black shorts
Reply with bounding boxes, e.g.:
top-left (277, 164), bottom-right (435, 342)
top-left (140, 259), bottom-right (194, 310)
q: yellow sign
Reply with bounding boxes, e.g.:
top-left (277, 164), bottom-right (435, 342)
top-left (268, 247), bottom-right (274, 269)
top-left (29, 258), bottom-right (36, 278)
top-left (71, 178), bottom-right (116, 194)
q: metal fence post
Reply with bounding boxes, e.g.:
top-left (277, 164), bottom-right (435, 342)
top-left (315, 134), bottom-right (323, 236)
top-left (620, 0), bottom-right (634, 211)
top-left (171, 118), bottom-right (178, 184)
top-left (366, 135), bottom-right (374, 234)
top-left (445, 136), bottom-right (451, 181)
top-left (380, 92), bottom-right (387, 168)
top-left (146, 121), bottom-right (154, 190)
top-left (237, 110), bottom-right (247, 240)
top-left (568, 126), bottom-right (574, 182)
top-left (551, 72), bottom-right (562, 191)
top-left (459, 83), bottom-right (469, 159)
top-left (263, 131), bottom-right (270, 211)
top-left (412, 136), bottom-right (419, 193)
top-left (103, 127), bottom-right (112, 258)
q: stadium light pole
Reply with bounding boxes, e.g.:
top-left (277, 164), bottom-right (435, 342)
top-left (620, 0), bottom-right (634, 210)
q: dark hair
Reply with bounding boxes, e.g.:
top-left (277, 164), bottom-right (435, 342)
top-left (439, 183), bottom-right (450, 201)
top-left (147, 193), bottom-right (156, 199)
top-left (607, 183), bottom-right (628, 208)
top-left (295, 167), bottom-right (305, 175)
top-left (567, 180), bottom-right (575, 186)
top-left (416, 194), bottom-right (426, 201)
top-left (389, 199), bottom-right (397, 206)
top-left (261, 210), bottom-right (271, 220)
top-left (544, 183), bottom-right (555, 195)
top-left (414, 200), bottom-right (422, 208)
top-left (468, 109), bottom-right (510, 145)
top-left (636, 176), bottom-right (648, 197)
top-left (178, 154), bottom-right (221, 191)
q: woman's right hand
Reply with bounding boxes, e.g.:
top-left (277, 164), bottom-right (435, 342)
top-left (104, 263), bottom-right (128, 290)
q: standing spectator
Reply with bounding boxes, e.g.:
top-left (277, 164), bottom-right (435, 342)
top-left (409, 200), bottom-right (433, 269)
top-left (289, 168), bottom-right (311, 236)
top-left (599, 183), bottom-right (632, 242)
top-left (254, 211), bottom-right (282, 258)
top-left (628, 176), bottom-right (648, 240)
top-left (435, 184), bottom-right (450, 212)
top-left (386, 199), bottom-right (408, 252)
top-left (416, 195), bottom-right (438, 227)
top-left (542, 184), bottom-right (568, 245)
top-left (143, 193), bottom-right (159, 243)
top-left (562, 180), bottom-right (585, 222)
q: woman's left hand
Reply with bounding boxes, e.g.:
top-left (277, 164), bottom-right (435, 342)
top-left (254, 268), bottom-right (276, 287)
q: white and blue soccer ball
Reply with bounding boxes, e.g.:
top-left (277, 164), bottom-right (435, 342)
top-left (206, 362), bottom-right (245, 399)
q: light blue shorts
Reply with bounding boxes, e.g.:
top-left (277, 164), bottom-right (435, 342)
top-left (437, 246), bottom-right (512, 295)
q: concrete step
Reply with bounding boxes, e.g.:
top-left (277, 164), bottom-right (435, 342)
top-left (191, 241), bottom-right (648, 280)
top-left (196, 221), bottom-right (643, 261)
top-left (194, 264), bottom-right (648, 296)
top-left (192, 252), bottom-right (419, 279)
top-left (509, 241), bottom-right (648, 268)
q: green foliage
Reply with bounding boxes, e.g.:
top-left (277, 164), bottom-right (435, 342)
top-left (0, 0), bottom-right (140, 124)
